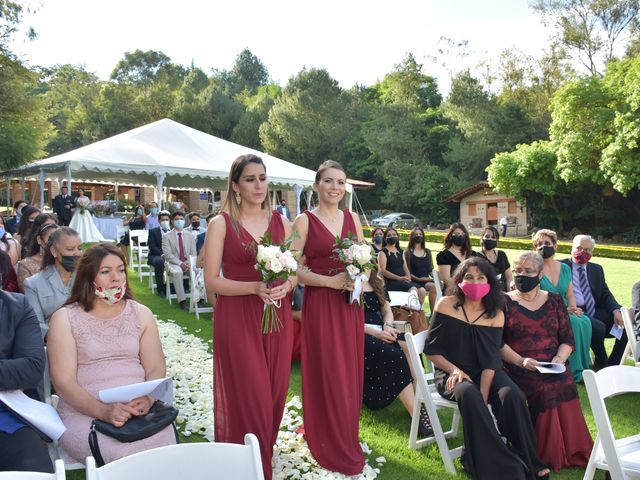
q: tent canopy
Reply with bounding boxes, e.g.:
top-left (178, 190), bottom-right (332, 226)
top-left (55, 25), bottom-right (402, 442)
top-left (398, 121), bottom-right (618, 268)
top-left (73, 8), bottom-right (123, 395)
top-left (2, 119), bottom-right (343, 192)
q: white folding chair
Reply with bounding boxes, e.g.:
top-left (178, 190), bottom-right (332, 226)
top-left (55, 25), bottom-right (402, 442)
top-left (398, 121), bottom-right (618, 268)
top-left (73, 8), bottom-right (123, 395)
top-left (405, 331), bottom-right (462, 474)
top-left (0, 459), bottom-right (66, 479)
top-left (85, 434), bottom-right (264, 480)
top-left (128, 230), bottom-right (146, 272)
top-left (188, 255), bottom-right (213, 319)
top-left (583, 366), bottom-right (640, 479)
top-left (432, 268), bottom-right (443, 303)
top-left (620, 307), bottom-right (640, 367)
top-left (388, 291), bottom-right (411, 307)
top-left (165, 267), bottom-right (190, 305)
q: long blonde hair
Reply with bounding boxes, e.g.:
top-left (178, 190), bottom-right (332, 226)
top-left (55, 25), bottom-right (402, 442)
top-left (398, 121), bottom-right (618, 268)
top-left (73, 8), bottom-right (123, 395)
top-left (221, 154), bottom-right (272, 236)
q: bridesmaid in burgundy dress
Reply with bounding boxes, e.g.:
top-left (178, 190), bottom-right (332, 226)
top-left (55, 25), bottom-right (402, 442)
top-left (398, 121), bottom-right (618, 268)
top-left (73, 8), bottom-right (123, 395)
top-left (291, 160), bottom-right (366, 475)
top-left (204, 154), bottom-right (295, 480)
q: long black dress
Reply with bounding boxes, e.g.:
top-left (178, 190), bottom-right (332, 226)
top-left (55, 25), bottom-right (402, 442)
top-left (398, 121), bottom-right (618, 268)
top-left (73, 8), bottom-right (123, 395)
top-left (424, 310), bottom-right (547, 480)
top-left (362, 292), bottom-right (412, 409)
top-left (406, 249), bottom-right (434, 288)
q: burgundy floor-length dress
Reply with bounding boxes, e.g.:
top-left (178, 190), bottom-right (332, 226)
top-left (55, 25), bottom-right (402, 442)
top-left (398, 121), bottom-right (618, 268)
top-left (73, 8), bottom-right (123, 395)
top-left (301, 209), bottom-right (365, 475)
top-left (213, 212), bottom-right (293, 480)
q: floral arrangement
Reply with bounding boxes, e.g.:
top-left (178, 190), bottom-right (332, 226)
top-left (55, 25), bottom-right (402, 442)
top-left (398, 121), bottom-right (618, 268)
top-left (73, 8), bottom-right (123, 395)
top-left (254, 233), bottom-right (298, 334)
top-left (333, 235), bottom-right (375, 305)
top-left (92, 200), bottom-right (118, 217)
top-left (76, 195), bottom-right (91, 215)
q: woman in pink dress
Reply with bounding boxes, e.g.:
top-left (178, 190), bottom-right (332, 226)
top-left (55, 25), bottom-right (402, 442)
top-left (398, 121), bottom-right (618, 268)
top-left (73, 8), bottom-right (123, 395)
top-left (204, 154), bottom-right (294, 480)
top-left (47, 243), bottom-right (176, 464)
top-left (291, 160), bottom-right (366, 475)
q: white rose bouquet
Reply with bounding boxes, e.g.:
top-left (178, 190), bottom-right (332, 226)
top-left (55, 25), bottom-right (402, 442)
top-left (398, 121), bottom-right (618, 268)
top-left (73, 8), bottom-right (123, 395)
top-left (254, 233), bottom-right (298, 334)
top-left (333, 235), bottom-right (375, 305)
top-left (76, 195), bottom-right (91, 215)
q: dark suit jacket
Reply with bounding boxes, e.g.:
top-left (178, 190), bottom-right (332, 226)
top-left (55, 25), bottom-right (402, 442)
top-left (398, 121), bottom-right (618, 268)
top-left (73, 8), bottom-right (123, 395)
top-left (147, 226), bottom-right (164, 258)
top-left (561, 259), bottom-right (621, 314)
top-left (53, 194), bottom-right (74, 223)
top-left (0, 290), bottom-right (45, 392)
top-left (5, 216), bottom-right (18, 235)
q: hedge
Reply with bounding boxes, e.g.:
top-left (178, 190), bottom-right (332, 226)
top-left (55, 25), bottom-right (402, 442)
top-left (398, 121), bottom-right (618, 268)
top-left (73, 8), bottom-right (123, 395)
top-left (363, 227), bottom-right (640, 261)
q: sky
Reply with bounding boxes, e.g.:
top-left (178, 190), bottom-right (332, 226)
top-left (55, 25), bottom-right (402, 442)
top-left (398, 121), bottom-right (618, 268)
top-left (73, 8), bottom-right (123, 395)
top-left (11, 0), bottom-right (552, 94)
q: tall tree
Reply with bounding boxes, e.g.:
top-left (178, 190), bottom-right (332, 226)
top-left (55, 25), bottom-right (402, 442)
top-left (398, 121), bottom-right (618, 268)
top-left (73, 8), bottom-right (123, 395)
top-left (230, 48), bottom-right (269, 95)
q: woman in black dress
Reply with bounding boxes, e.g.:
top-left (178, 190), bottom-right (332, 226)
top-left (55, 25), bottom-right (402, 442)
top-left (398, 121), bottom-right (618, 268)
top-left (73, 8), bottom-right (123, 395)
top-left (405, 226), bottom-right (437, 313)
top-left (476, 226), bottom-right (513, 292)
top-left (425, 256), bottom-right (549, 480)
top-left (362, 271), bottom-right (432, 436)
top-left (436, 222), bottom-right (475, 294)
top-left (377, 227), bottom-right (427, 306)
top-left (371, 227), bottom-right (384, 255)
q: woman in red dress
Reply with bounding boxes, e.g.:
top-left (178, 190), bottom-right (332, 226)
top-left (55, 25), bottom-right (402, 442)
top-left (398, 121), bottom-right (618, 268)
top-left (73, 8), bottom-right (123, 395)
top-left (204, 154), bottom-right (295, 480)
top-left (291, 160), bottom-right (366, 475)
top-left (502, 251), bottom-right (593, 472)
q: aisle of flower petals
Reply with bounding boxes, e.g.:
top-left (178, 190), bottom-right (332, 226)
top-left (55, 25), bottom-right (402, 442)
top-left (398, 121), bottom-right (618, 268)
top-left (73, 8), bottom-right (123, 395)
top-left (157, 318), bottom-right (383, 479)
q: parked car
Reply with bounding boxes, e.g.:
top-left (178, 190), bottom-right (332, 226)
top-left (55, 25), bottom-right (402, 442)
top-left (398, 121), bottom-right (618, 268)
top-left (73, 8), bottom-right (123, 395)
top-left (370, 212), bottom-right (420, 229)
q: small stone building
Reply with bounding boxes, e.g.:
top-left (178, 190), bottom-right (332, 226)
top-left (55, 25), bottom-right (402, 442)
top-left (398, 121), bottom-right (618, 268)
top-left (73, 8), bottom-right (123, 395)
top-left (444, 181), bottom-right (528, 236)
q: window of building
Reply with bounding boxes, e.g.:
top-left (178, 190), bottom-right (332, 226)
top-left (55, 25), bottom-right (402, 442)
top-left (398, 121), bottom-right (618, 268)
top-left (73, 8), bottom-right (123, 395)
top-left (508, 201), bottom-right (517, 214)
top-left (468, 203), bottom-right (477, 216)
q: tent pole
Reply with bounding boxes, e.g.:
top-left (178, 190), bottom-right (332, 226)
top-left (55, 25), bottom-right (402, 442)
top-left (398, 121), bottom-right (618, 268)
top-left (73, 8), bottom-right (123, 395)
top-left (39, 169), bottom-right (45, 208)
top-left (293, 184), bottom-right (303, 216)
top-left (20, 177), bottom-right (26, 203)
top-left (5, 176), bottom-right (10, 211)
top-left (66, 162), bottom-right (72, 193)
top-left (114, 182), bottom-right (119, 203)
top-left (155, 173), bottom-right (165, 210)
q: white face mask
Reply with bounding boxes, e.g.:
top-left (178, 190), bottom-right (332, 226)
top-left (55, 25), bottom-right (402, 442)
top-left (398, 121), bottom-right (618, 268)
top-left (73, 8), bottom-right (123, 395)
top-left (94, 282), bottom-right (127, 305)
top-left (160, 220), bottom-right (170, 230)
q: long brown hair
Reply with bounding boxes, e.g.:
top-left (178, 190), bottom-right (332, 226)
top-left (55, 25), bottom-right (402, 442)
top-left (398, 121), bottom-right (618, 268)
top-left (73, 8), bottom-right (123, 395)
top-left (65, 242), bottom-right (135, 311)
top-left (314, 160), bottom-right (346, 184)
top-left (368, 268), bottom-right (388, 307)
top-left (221, 154), bottom-right (271, 236)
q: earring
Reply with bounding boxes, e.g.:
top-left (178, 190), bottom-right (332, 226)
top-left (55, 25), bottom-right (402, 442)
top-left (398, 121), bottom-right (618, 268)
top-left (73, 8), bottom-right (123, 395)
top-left (235, 192), bottom-right (241, 205)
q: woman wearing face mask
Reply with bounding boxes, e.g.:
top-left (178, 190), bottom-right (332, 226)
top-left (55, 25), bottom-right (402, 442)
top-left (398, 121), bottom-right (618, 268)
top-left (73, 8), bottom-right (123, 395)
top-left (477, 226), bottom-right (512, 292)
top-left (532, 229), bottom-right (592, 383)
top-left (437, 222), bottom-right (476, 293)
top-left (144, 202), bottom-right (160, 230)
top-left (0, 215), bottom-right (20, 266)
top-left (501, 252), bottom-right (593, 472)
top-left (47, 243), bottom-right (176, 465)
top-left (404, 226), bottom-right (437, 313)
top-left (24, 227), bottom-right (82, 338)
top-left (371, 227), bottom-right (385, 255)
top-left (14, 205), bottom-right (41, 257)
top-left (69, 189), bottom-right (105, 243)
top-left (128, 205), bottom-right (147, 230)
top-left (16, 214), bottom-right (58, 292)
top-left (425, 257), bottom-right (549, 480)
top-left (378, 227), bottom-right (427, 306)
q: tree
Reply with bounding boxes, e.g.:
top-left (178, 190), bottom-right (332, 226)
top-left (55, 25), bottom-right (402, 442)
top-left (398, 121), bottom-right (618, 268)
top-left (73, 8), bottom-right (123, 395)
top-left (230, 48), bottom-right (268, 95)
top-left (110, 49), bottom-right (185, 87)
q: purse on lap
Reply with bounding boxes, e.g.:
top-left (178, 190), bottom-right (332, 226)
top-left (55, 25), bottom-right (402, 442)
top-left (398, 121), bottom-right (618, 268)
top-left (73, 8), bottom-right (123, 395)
top-left (391, 293), bottom-right (428, 334)
top-left (88, 400), bottom-right (179, 467)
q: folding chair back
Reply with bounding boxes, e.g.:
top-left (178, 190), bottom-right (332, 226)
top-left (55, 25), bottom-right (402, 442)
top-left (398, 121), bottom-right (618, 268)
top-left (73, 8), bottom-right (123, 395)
top-left (188, 255), bottom-right (213, 319)
top-left (621, 307), bottom-right (640, 366)
top-left (85, 434), bottom-right (264, 480)
top-left (583, 366), bottom-right (640, 479)
top-left (432, 268), bottom-right (443, 302)
top-left (128, 230), bottom-right (147, 271)
top-left (405, 331), bottom-right (462, 474)
top-left (0, 459), bottom-right (65, 479)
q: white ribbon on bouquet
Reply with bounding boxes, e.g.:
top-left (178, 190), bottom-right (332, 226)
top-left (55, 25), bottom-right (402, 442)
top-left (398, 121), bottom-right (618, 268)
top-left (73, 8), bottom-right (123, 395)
top-left (350, 273), bottom-right (369, 304)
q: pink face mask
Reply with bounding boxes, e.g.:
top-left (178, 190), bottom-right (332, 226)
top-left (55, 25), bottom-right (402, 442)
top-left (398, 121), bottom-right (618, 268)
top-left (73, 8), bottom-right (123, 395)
top-left (572, 250), bottom-right (592, 265)
top-left (458, 281), bottom-right (491, 301)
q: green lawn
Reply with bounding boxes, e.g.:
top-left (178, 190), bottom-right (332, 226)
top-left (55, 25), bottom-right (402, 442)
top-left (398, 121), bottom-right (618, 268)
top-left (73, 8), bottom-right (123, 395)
top-left (68, 245), bottom-right (639, 479)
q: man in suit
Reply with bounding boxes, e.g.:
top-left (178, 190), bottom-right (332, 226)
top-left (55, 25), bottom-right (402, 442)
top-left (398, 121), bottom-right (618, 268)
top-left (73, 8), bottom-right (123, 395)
top-left (562, 234), bottom-right (626, 369)
top-left (147, 210), bottom-right (171, 297)
top-left (185, 211), bottom-right (204, 235)
top-left (162, 211), bottom-right (196, 310)
top-left (277, 199), bottom-right (291, 221)
top-left (52, 186), bottom-right (74, 226)
top-left (4, 200), bottom-right (27, 235)
top-left (0, 290), bottom-right (54, 473)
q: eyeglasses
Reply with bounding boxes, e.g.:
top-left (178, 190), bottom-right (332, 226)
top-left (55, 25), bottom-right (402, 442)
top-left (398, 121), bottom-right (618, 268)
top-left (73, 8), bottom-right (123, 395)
top-left (513, 268), bottom-right (538, 276)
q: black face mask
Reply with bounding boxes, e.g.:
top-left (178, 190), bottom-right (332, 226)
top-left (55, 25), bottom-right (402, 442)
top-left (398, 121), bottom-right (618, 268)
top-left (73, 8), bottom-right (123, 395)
top-left (514, 275), bottom-right (540, 293)
top-left (538, 245), bottom-right (555, 259)
top-left (59, 255), bottom-right (79, 272)
top-left (386, 237), bottom-right (398, 245)
top-left (191, 221), bottom-right (200, 229)
top-left (412, 235), bottom-right (423, 244)
top-left (451, 234), bottom-right (466, 247)
top-left (482, 239), bottom-right (497, 250)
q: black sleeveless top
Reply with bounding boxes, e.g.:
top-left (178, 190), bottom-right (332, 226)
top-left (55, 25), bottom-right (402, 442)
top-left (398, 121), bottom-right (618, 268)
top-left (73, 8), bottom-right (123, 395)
top-left (407, 250), bottom-right (433, 278)
top-left (381, 247), bottom-right (405, 276)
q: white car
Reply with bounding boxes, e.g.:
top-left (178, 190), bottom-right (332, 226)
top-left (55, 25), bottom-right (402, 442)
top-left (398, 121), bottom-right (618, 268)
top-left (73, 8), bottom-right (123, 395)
top-left (370, 212), bottom-right (419, 229)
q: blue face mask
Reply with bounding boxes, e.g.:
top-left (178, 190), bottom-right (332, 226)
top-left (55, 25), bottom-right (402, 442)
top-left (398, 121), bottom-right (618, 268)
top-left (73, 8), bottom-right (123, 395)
top-left (374, 235), bottom-right (383, 243)
top-left (150, 207), bottom-right (158, 215)
top-left (174, 219), bottom-right (185, 230)
top-left (136, 209), bottom-right (143, 216)
top-left (0, 227), bottom-right (5, 238)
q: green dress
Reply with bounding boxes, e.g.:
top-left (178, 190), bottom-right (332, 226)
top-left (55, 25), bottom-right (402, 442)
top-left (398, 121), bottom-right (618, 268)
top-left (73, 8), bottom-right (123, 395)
top-left (540, 263), bottom-right (592, 382)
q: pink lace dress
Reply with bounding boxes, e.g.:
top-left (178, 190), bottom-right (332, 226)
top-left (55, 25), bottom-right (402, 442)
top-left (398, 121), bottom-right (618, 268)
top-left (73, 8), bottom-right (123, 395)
top-left (56, 301), bottom-right (176, 464)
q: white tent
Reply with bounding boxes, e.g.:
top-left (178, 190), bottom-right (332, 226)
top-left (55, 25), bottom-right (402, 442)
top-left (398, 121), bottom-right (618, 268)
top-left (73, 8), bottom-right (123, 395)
top-left (1, 118), bottom-right (352, 212)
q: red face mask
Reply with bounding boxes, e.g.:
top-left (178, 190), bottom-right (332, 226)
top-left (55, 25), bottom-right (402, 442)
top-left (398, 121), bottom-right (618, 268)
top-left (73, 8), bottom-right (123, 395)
top-left (572, 250), bottom-right (592, 265)
top-left (458, 281), bottom-right (491, 301)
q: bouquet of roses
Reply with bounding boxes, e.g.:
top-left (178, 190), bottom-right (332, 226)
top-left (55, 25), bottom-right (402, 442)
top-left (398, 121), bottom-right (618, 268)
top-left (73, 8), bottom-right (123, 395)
top-left (76, 196), bottom-right (91, 215)
top-left (254, 233), bottom-right (298, 334)
top-left (333, 235), bottom-right (375, 305)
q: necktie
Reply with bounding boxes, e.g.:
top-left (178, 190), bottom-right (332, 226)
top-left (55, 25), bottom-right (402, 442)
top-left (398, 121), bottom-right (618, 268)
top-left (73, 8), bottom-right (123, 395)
top-left (579, 266), bottom-right (596, 317)
top-left (177, 232), bottom-right (186, 262)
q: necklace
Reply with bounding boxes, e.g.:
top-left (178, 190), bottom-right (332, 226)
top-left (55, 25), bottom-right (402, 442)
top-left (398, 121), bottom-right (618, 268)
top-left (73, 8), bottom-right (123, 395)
top-left (515, 288), bottom-right (539, 302)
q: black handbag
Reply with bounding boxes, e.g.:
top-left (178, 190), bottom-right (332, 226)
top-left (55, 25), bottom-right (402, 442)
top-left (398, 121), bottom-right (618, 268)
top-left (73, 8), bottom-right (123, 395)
top-left (88, 401), bottom-right (179, 467)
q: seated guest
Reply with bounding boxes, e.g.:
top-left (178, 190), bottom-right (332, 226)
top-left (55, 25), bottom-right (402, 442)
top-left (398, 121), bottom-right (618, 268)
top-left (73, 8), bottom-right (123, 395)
top-left (533, 229), bottom-right (592, 382)
top-left (371, 227), bottom-right (384, 255)
top-left (436, 222), bottom-right (476, 293)
top-left (0, 290), bottom-right (53, 473)
top-left (144, 202), bottom-right (160, 230)
top-left (0, 215), bottom-right (20, 266)
top-left (477, 226), bottom-right (513, 292)
top-left (378, 227), bottom-right (427, 307)
top-left (0, 249), bottom-right (18, 292)
top-left (128, 205), bottom-right (146, 230)
top-left (147, 211), bottom-right (171, 297)
top-left (47, 243), bottom-right (176, 465)
top-left (561, 234), bottom-right (626, 368)
top-left (4, 200), bottom-right (27, 235)
top-left (363, 271), bottom-right (432, 437)
top-left (16, 214), bottom-right (58, 292)
top-left (185, 211), bottom-right (203, 234)
top-left (502, 252), bottom-right (593, 471)
top-left (162, 211), bottom-right (196, 311)
top-left (14, 206), bottom-right (40, 256)
top-left (404, 226), bottom-right (437, 312)
top-left (425, 257), bottom-right (549, 479)
top-left (24, 227), bottom-right (82, 338)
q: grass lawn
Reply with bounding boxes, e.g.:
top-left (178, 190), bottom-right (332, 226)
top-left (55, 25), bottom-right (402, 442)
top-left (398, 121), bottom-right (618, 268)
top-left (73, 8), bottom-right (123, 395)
top-left (69, 244), bottom-right (639, 479)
